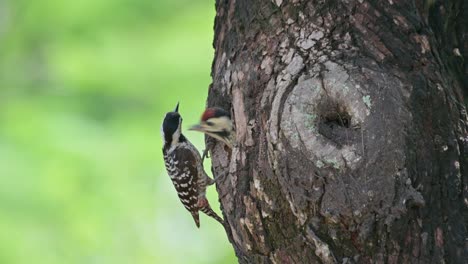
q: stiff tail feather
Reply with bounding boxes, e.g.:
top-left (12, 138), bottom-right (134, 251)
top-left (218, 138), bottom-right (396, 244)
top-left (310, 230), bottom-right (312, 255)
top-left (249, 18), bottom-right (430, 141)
top-left (200, 205), bottom-right (224, 225)
top-left (191, 212), bottom-right (200, 228)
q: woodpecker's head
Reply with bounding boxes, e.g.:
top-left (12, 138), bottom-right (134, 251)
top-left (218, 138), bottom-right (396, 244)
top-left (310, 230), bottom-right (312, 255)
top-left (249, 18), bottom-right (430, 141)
top-left (161, 102), bottom-right (184, 146)
top-left (189, 107), bottom-right (234, 148)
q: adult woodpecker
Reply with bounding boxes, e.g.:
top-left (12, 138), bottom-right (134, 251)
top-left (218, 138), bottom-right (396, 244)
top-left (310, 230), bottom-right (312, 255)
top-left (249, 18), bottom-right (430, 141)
top-left (161, 103), bottom-right (223, 227)
top-left (189, 107), bottom-right (235, 149)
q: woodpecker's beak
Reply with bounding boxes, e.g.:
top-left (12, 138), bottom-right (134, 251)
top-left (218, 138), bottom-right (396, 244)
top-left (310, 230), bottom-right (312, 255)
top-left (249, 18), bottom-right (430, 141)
top-left (174, 102), bottom-right (179, 113)
top-left (188, 123), bottom-right (205, 132)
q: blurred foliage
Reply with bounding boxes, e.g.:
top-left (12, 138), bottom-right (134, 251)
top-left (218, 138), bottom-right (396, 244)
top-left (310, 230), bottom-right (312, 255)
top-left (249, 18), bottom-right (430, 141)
top-left (0, 0), bottom-right (235, 263)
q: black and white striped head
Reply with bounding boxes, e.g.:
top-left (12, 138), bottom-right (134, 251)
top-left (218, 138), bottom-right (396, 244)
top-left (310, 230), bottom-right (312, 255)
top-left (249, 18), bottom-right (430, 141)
top-left (161, 102), bottom-right (183, 146)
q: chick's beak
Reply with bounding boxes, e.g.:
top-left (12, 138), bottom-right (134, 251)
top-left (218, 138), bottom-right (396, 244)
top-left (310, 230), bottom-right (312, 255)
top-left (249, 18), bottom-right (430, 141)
top-left (189, 123), bottom-right (205, 132)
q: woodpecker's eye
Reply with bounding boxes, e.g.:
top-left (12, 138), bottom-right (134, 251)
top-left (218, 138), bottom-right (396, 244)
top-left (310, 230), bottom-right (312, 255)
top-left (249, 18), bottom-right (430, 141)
top-left (206, 121), bottom-right (214, 126)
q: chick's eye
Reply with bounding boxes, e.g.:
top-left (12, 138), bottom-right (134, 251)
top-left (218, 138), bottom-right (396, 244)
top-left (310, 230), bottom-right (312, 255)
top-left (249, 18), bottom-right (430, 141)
top-left (206, 121), bottom-right (214, 126)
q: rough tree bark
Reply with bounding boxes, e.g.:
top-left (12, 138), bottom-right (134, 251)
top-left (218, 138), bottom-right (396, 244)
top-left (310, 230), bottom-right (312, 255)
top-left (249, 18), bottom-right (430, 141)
top-left (206, 0), bottom-right (467, 263)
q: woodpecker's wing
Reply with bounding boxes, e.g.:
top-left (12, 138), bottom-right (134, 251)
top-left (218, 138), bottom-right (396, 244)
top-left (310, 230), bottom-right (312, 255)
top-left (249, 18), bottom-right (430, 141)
top-left (167, 146), bottom-right (201, 227)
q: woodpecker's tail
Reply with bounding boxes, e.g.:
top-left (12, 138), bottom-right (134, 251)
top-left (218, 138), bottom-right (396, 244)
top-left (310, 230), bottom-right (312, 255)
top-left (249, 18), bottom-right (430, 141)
top-left (191, 212), bottom-right (200, 228)
top-left (200, 205), bottom-right (224, 225)
top-left (198, 197), bottom-right (223, 225)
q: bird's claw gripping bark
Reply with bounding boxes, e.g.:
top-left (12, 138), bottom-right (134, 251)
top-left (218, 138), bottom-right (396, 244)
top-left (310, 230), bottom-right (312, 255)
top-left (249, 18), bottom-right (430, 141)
top-left (201, 141), bottom-right (215, 163)
top-left (201, 148), bottom-right (210, 163)
top-left (214, 171), bottom-right (229, 185)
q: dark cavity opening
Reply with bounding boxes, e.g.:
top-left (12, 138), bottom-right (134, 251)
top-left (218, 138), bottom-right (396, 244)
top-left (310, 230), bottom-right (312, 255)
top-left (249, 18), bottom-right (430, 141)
top-left (323, 111), bottom-right (351, 128)
top-left (317, 101), bottom-right (358, 147)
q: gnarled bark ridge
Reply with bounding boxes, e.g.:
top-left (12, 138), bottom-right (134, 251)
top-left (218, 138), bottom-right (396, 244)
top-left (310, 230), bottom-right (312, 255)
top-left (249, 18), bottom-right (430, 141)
top-left (207, 1), bottom-right (467, 263)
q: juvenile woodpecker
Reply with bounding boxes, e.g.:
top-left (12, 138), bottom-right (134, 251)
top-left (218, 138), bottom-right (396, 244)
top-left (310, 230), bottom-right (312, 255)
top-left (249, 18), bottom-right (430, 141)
top-left (189, 107), bottom-right (235, 149)
top-left (161, 103), bottom-right (223, 227)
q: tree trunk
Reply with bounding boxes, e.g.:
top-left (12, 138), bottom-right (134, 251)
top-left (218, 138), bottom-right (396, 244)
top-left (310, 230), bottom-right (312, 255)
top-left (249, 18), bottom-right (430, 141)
top-left (207, 1), bottom-right (467, 263)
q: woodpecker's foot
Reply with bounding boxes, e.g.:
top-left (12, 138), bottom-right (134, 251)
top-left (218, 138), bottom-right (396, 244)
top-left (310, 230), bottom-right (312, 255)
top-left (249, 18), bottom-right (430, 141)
top-left (197, 197), bottom-right (209, 208)
top-left (207, 176), bottom-right (215, 186)
top-left (201, 141), bottom-right (215, 163)
top-left (214, 171), bottom-right (229, 185)
top-left (201, 148), bottom-right (210, 163)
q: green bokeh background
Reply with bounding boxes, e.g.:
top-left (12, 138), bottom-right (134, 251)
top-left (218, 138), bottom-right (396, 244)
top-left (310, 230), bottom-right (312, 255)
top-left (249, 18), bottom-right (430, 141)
top-left (0, 0), bottom-right (235, 263)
